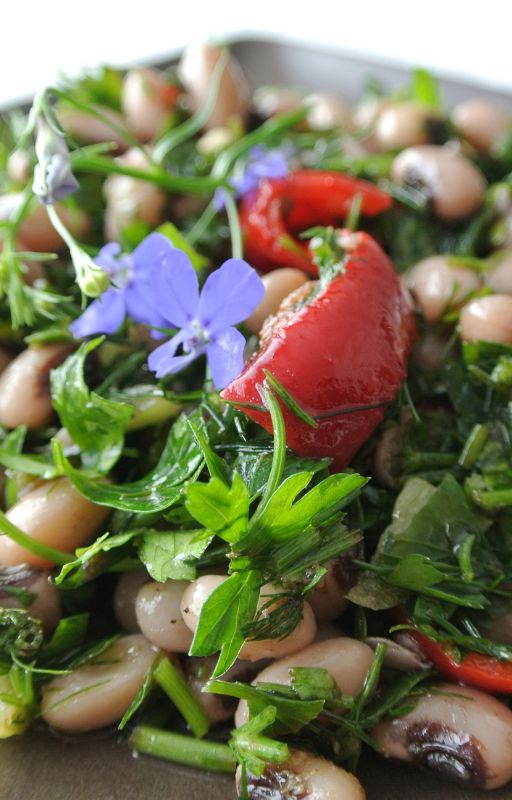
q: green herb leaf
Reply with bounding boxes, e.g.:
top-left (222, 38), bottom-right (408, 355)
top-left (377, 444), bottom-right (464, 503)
top-left (186, 473), bottom-right (249, 543)
top-left (51, 411), bottom-right (204, 513)
top-left (138, 529), bottom-right (211, 582)
top-left (190, 570), bottom-right (260, 678)
top-left (51, 337), bottom-right (133, 473)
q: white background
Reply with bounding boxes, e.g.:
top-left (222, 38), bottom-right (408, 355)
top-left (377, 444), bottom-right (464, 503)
top-left (1, 0), bottom-right (511, 107)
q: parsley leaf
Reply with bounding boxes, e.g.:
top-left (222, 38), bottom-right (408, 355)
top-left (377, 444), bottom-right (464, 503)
top-left (50, 337), bottom-right (133, 473)
top-left (51, 410), bottom-right (204, 513)
top-left (189, 570), bottom-right (260, 678)
top-left (186, 472), bottom-right (249, 543)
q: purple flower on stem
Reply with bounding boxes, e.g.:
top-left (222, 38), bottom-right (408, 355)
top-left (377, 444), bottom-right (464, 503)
top-left (147, 254), bottom-right (264, 389)
top-left (70, 232), bottom-right (172, 338)
top-left (214, 145), bottom-right (290, 209)
top-left (32, 117), bottom-right (79, 206)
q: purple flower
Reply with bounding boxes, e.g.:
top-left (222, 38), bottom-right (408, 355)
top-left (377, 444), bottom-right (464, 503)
top-left (70, 232), bottom-right (173, 338)
top-left (32, 118), bottom-right (79, 206)
top-left (147, 254), bottom-right (264, 389)
top-left (214, 145), bottom-right (290, 209)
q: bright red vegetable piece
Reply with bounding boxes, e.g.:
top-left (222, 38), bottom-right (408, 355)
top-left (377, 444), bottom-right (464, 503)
top-left (406, 627), bottom-right (512, 694)
top-left (240, 170), bottom-right (393, 275)
top-left (222, 230), bottom-right (416, 471)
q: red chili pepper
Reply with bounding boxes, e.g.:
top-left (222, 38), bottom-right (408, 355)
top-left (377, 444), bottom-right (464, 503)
top-left (395, 610), bottom-right (512, 693)
top-left (222, 230), bottom-right (416, 471)
top-left (239, 170), bottom-right (393, 275)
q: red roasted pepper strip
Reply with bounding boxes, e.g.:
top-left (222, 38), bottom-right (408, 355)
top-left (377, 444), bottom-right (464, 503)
top-left (222, 230), bottom-right (416, 471)
top-left (240, 170), bottom-right (393, 275)
top-left (396, 610), bottom-right (512, 693)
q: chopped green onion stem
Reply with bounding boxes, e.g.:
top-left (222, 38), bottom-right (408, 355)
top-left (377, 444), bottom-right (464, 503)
top-left (129, 726), bottom-right (236, 772)
top-left (154, 657), bottom-right (209, 738)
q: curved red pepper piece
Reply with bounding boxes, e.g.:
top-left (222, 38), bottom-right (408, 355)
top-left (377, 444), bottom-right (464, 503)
top-left (405, 626), bottom-right (512, 694)
top-left (222, 231), bottom-right (416, 471)
top-left (239, 170), bottom-right (393, 275)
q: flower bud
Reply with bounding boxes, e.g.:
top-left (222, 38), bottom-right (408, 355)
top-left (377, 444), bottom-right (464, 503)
top-left (71, 244), bottom-right (110, 297)
top-left (32, 117), bottom-right (79, 206)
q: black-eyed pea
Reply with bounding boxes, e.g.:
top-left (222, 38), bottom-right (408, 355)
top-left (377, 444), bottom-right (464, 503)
top-left (459, 295), bottom-right (512, 344)
top-left (236, 749), bottom-right (366, 800)
top-left (372, 683), bottom-right (512, 790)
top-left (392, 145), bottom-right (486, 220)
top-left (41, 634), bottom-right (159, 732)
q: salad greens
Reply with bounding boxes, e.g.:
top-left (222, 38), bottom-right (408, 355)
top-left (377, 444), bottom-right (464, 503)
top-left (0, 43), bottom-right (512, 798)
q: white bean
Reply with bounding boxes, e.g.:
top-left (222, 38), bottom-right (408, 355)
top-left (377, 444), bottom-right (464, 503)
top-left (235, 636), bottom-right (373, 728)
top-left (41, 634), bottom-right (158, 732)
top-left (135, 580), bottom-right (192, 652)
top-left (7, 149), bottom-right (31, 184)
top-left (178, 44), bottom-right (249, 130)
top-left (392, 145), bottom-right (486, 220)
top-left (103, 147), bottom-right (166, 240)
top-left (482, 611), bottom-right (512, 644)
top-left (0, 343), bottom-right (72, 430)
top-left (308, 559), bottom-right (352, 622)
top-left (113, 570), bottom-right (149, 633)
top-left (459, 294), bottom-right (512, 344)
top-left (180, 574), bottom-right (227, 632)
top-left (236, 749), bottom-right (366, 799)
top-left (486, 251), bottom-right (512, 294)
top-left (245, 268), bottom-right (309, 335)
top-left (452, 99), bottom-right (509, 154)
top-left (407, 255), bottom-right (481, 324)
top-left (122, 68), bottom-right (178, 142)
top-left (372, 682), bottom-right (512, 789)
top-left (59, 107), bottom-right (130, 150)
top-left (2, 477), bottom-right (111, 568)
top-left (239, 599), bottom-right (316, 662)
top-left (374, 103), bottom-right (432, 151)
top-left (181, 576), bottom-right (316, 661)
top-left (18, 203), bottom-right (90, 253)
top-left (304, 93), bottom-right (353, 132)
top-left (253, 85), bottom-right (304, 119)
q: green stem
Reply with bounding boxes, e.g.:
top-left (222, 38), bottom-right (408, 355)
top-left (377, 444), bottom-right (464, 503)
top-left (252, 383), bottom-right (286, 518)
top-left (153, 49), bottom-right (229, 163)
top-left (129, 726), bottom-right (236, 772)
top-left (153, 657), bottom-right (209, 738)
top-left (70, 152), bottom-right (226, 194)
top-left (212, 106), bottom-right (308, 180)
top-left (46, 204), bottom-right (76, 251)
top-left (458, 424), bottom-right (489, 469)
top-left (0, 509), bottom-right (74, 566)
top-left (187, 198), bottom-right (218, 245)
top-left (223, 191), bottom-right (243, 259)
